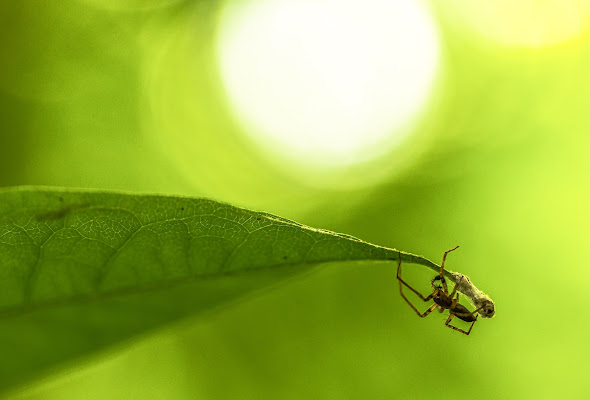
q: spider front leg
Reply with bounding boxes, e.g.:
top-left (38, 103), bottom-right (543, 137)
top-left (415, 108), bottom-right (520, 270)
top-left (448, 275), bottom-right (464, 299)
top-left (439, 246), bottom-right (460, 293)
top-left (397, 253), bottom-right (436, 318)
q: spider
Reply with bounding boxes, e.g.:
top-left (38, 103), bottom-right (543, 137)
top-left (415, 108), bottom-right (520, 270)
top-left (396, 246), bottom-right (482, 335)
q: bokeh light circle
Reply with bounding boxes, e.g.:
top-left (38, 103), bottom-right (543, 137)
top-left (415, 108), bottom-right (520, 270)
top-left (215, 0), bottom-right (440, 169)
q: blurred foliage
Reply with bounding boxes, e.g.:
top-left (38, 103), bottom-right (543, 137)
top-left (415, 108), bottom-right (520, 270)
top-left (1, 0), bottom-right (589, 399)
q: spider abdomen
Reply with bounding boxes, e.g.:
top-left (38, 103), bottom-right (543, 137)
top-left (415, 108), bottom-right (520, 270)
top-left (453, 303), bottom-right (477, 322)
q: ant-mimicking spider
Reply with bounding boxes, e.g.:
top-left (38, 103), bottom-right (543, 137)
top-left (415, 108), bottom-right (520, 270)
top-left (396, 246), bottom-right (483, 335)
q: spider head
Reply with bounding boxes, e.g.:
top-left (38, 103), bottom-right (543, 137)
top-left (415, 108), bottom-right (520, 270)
top-left (432, 287), bottom-right (444, 301)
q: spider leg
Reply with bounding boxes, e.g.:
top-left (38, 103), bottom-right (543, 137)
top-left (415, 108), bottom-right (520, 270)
top-left (397, 253), bottom-right (434, 301)
top-left (444, 293), bottom-right (480, 335)
top-left (445, 313), bottom-right (477, 335)
top-left (402, 300), bottom-right (437, 318)
top-left (396, 253), bottom-right (436, 317)
top-left (449, 277), bottom-right (461, 299)
top-left (439, 246), bottom-right (459, 293)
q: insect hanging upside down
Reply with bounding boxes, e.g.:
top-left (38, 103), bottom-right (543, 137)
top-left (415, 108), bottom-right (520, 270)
top-left (396, 246), bottom-right (485, 335)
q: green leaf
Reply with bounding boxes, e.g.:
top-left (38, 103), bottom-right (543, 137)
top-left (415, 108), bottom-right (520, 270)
top-left (0, 187), bottom-right (441, 392)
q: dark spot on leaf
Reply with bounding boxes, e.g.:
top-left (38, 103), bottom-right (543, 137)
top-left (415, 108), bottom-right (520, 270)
top-left (35, 203), bottom-right (90, 221)
top-left (283, 255), bottom-right (288, 260)
top-left (181, 207), bottom-right (184, 211)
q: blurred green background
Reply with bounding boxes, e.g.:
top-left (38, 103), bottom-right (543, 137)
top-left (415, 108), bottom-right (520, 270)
top-left (2, 0), bottom-right (590, 398)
